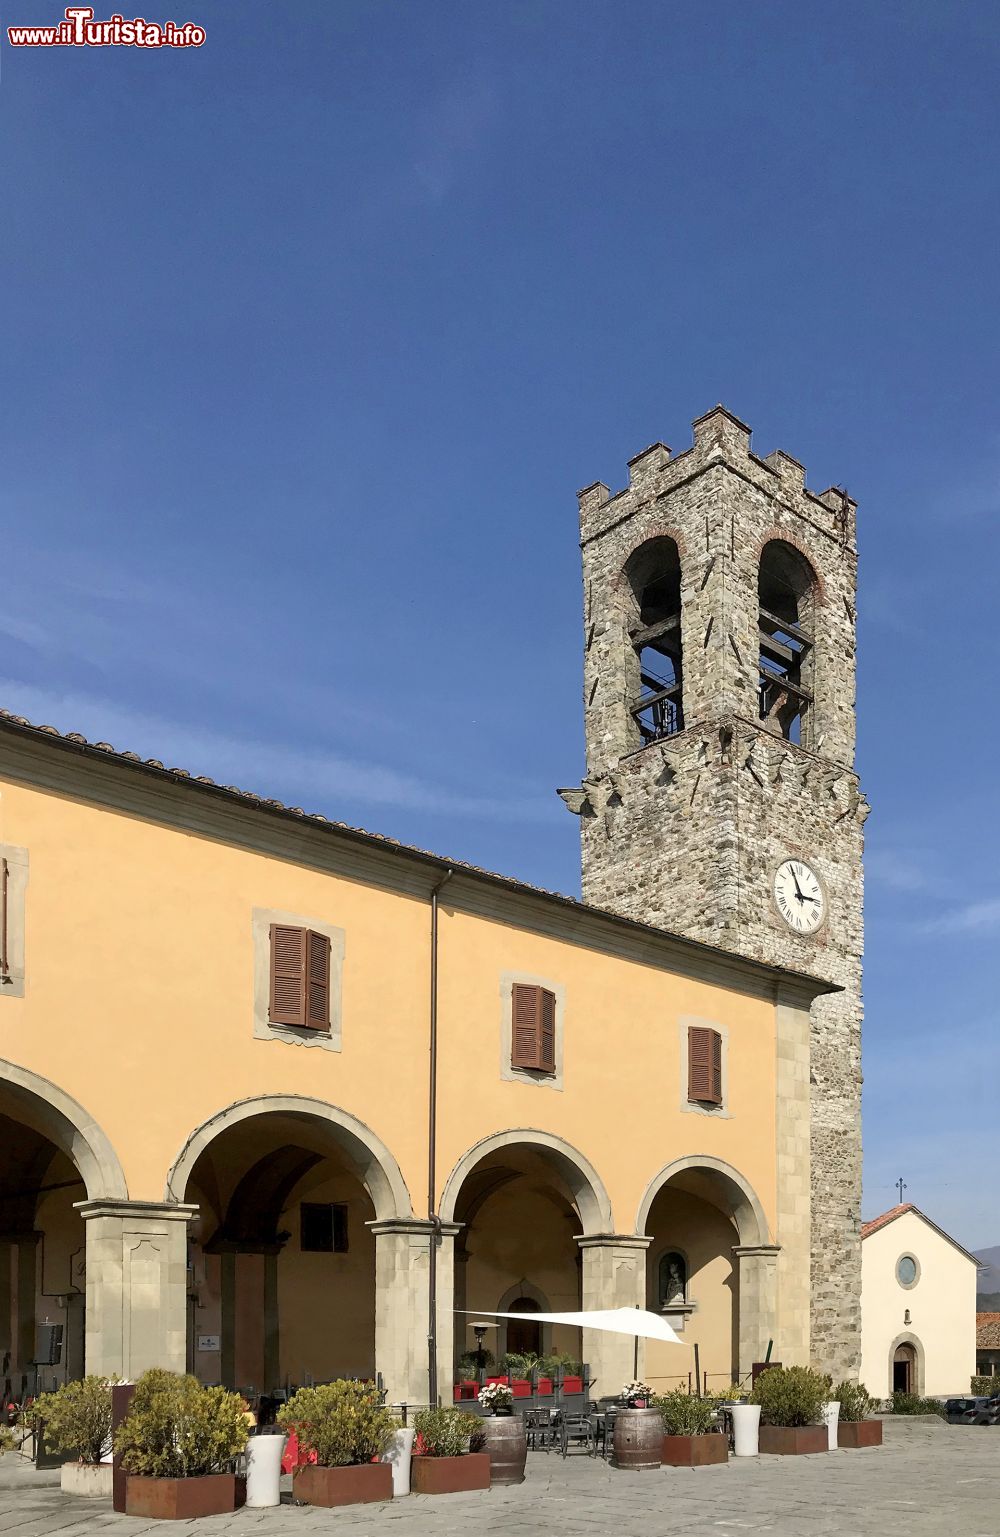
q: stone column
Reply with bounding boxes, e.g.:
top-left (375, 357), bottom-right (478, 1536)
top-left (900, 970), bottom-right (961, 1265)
top-left (76, 1200), bottom-right (196, 1379)
top-left (733, 1243), bottom-right (781, 1378)
top-left (371, 1218), bottom-right (458, 1409)
top-left (0, 1241), bottom-right (12, 1363)
top-left (577, 1235), bottom-right (650, 1392)
top-left (219, 1251), bottom-right (236, 1389)
top-left (15, 1237), bottom-right (38, 1376)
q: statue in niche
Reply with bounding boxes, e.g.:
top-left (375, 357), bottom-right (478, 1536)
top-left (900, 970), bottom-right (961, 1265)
top-left (658, 1251), bottom-right (686, 1309)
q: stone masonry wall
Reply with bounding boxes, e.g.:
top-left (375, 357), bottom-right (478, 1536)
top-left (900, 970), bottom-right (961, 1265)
top-left (563, 408), bottom-right (868, 1380)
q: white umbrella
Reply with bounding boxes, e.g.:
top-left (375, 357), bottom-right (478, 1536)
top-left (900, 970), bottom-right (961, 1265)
top-left (458, 1306), bottom-right (680, 1344)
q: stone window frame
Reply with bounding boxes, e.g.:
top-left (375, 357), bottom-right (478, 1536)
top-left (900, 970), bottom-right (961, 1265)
top-left (252, 906), bottom-right (344, 1053)
top-left (499, 971), bottom-right (565, 1091)
top-left (895, 1252), bottom-right (921, 1290)
top-left (0, 844), bottom-right (28, 1001)
top-left (678, 1016), bottom-right (731, 1118)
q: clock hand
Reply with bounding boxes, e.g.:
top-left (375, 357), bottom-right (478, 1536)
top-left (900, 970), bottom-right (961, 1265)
top-left (791, 871), bottom-right (806, 902)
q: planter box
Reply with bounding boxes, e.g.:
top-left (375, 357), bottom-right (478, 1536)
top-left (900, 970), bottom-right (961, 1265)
top-left (453, 1382), bottom-right (478, 1402)
top-left (758, 1425), bottom-right (828, 1456)
top-left (293, 1463), bottom-right (392, 1507)
top-left (61, 1462), bottom-right (113, 1497)
top-left (535, 1377), bottom-right (553, 1396)
top-left (838, 1419), bottom-right (883, 1449)
top-left (561, 1376), bottom-right (583, 1394)
top-left (661, 1433), bottom-right (728, 1467)
top-left (511, 1379), bottom-right (531, 1398)
top-left (125, 1474), bottom-right (245, 1519)
top-left (411, 1453), bottom-right (491, 1495)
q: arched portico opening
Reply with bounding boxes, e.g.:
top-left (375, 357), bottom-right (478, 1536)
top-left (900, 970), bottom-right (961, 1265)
top-left (167, 1097), bottom-right (410, 1398)
top-left (0, 1061), bottom-right (127, 1395)
top-left (637, 1157), bottom-right (773, 1390)
top-left (441, 1132), bottom-right (611, 1381)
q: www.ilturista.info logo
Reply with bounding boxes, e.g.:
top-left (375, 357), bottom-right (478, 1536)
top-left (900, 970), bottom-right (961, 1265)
top-left (7, 6), bottom-right (205, 46)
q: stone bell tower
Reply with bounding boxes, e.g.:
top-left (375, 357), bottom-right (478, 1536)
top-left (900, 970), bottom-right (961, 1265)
top-left (559, 406), bottom-right (869, 1380)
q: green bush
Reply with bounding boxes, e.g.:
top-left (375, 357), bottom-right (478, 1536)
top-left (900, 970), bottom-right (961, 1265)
top-left (971, 1376), bottom-right (1000, 1397)
top-left (537, 1352), bottom-right (582, 1376)
top-left (457, 1350), bottom-right (493, 1377)
top-left (832, 1381), bottom-right (876, 1423)
top-left (750, 1366), bottom-right (830, 1427)
top-left (498, 1351), bottom-right (538, 1376)
top-left (278, 1381), bottom-right (395, 1468)
top-left (713, 1383), bottom-right (748, 1403)
top-left (654, 1391), bottom-right (718, 1436)
top-left (413, 1407), bottom-right (483, 1457)
top-left (0, 1425), bottom-right (16, 1454)
top-left (890, 1391), bottom-right (946, 1417)
top-left (117, 1369), bottom-right (249, 1478)
top-left (31, 1376), bottom-right (117, 1464)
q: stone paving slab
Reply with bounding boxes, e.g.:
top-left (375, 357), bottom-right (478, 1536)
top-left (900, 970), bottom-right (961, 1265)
top-left (2, 1426), bottom-right (998, 1536)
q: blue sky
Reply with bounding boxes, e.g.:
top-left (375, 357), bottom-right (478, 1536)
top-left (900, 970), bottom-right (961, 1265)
top-left (1, 1), bottom-right (998, 1249)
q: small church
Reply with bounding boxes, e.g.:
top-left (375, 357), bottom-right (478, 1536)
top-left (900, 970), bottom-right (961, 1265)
top-left (0, 406), bottom-right (868, 1403)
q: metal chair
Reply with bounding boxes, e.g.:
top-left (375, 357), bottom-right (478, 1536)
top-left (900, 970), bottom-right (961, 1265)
top-left (560, 1410), bottom-right (597, 1457)
top-left (525, 1406), bottom-right (555, 1452)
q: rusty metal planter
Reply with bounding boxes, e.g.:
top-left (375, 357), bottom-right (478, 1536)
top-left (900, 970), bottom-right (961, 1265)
top-left (125, 1474), bottom-right (245, 1519)
top-left (411, 1453), bottom-right (491, 1494)
top-left (292, 1462), bottom-right (392, 1507)
top-left (838, 1419), bottom-right (883, 1449)
top-left (661, 1432), bottom-right (729, 1467)
top-left (758, 1424), bottom-right (828, 1455)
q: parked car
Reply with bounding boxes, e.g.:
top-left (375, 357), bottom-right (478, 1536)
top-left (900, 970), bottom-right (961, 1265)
top-left (944, 1397), bottom-right (1000, 1426)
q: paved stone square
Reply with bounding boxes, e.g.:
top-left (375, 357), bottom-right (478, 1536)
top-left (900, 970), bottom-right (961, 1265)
top-left (1, 1420), bottom-right (994, 1536)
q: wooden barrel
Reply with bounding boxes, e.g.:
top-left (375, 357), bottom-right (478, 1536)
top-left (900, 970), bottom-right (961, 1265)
top-left (612, 1407), bottom-right (664, 1471)
top-left (480, 1413), bottom-right (527, 1485)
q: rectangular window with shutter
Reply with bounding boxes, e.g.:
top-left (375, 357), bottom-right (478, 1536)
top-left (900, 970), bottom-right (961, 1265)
top-left (511, 983), bottom-right (557, 1074)
top-left (270, 924), bottom-right (331, 1032)
top-left (687, 1025), bottom-right (723, 1105)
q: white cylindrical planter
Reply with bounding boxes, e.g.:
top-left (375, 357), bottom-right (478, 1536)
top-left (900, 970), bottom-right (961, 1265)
top-left (731, 1404), bottom-right (761, 1457)
top-left (822, 1400), bottom-right (840, 1451)
top-left (245, 1431), bottom-right (287, 1508)
top-left (383, 1427), bottom-right (415, 1497)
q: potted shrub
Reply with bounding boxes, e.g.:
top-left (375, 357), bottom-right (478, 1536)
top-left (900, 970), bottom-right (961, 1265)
top-left (32, 1376), bottom-right (116, 1496)
top-left (751, 1366), bottom-right (829, 1455)
top-left (657, 1390), bottom-right (728, 1467)
top-left (560, 1358), bottom-right (585, 1395)
top-left (411, 1408), bottom-right (489, 1494)
top-left (277, 1381), bottom-right (395, 1507)
top-left (834, 1381), bottom-right (882, 1449)
top-left (117, 1369), bottom-right (249, 1518)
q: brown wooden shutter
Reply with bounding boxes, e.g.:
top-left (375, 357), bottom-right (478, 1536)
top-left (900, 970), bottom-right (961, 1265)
top-left (688, 1025), bottom-right (722, 1104)
top-left (305, 930), bottom-right (331, 1031)
top-left (511, 984), bottom-right (557, 1074)
top-left (270, 925), bottom-right (306, 1027)
top-left (711, 1029), bottom-right (723, 1103)
top-left (539, 988), bottom-right (556, 1073)
top-left (512, 984), bottom-right (542, 1069)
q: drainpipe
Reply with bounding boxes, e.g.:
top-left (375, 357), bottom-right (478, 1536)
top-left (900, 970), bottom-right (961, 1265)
top-left (427, 867), bottom-right (453, 1408)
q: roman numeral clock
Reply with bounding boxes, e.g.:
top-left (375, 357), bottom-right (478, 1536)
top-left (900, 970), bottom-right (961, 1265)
top-left (773, 859), bottom-right (825, 935)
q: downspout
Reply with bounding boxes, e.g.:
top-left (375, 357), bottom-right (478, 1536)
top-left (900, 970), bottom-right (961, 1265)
top-left (427, 867), bottom-right (453, 1408)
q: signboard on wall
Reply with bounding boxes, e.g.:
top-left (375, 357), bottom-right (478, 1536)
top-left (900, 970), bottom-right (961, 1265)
top-left (197, 1334), bottom-right (221, 1352)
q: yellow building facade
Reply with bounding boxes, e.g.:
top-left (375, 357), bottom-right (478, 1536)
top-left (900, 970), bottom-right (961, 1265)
top-left (0, 710), bottom-right (832, 1406)
top-left (0, 707), bottom-right (835, 1407)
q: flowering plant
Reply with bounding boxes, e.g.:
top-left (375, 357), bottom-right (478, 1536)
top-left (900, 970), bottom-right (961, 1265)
top-left (620, 1381), bottom-right (652, 1407)
top-left (478, 1382), bottom-right (514, 1413)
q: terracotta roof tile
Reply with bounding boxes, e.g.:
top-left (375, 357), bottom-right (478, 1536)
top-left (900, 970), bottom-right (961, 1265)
top-left (861, 1204), bottom-right (916, 1239)
top-left (977, 1314), bottom-right (1000, 1348)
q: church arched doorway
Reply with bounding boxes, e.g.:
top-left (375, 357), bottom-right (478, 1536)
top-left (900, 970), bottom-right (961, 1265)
top-left (893, 1341), bottom-right (917, 1394)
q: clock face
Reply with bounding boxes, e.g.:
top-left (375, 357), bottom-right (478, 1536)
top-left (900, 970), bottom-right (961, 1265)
top-left (774, 859), bottom-right (825, 935)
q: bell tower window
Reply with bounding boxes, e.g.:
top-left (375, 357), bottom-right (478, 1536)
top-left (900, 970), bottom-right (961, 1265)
top-left (758, 540), bottom-right (816, 747)
top-left (624, 537), bottom-right (684, 745)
